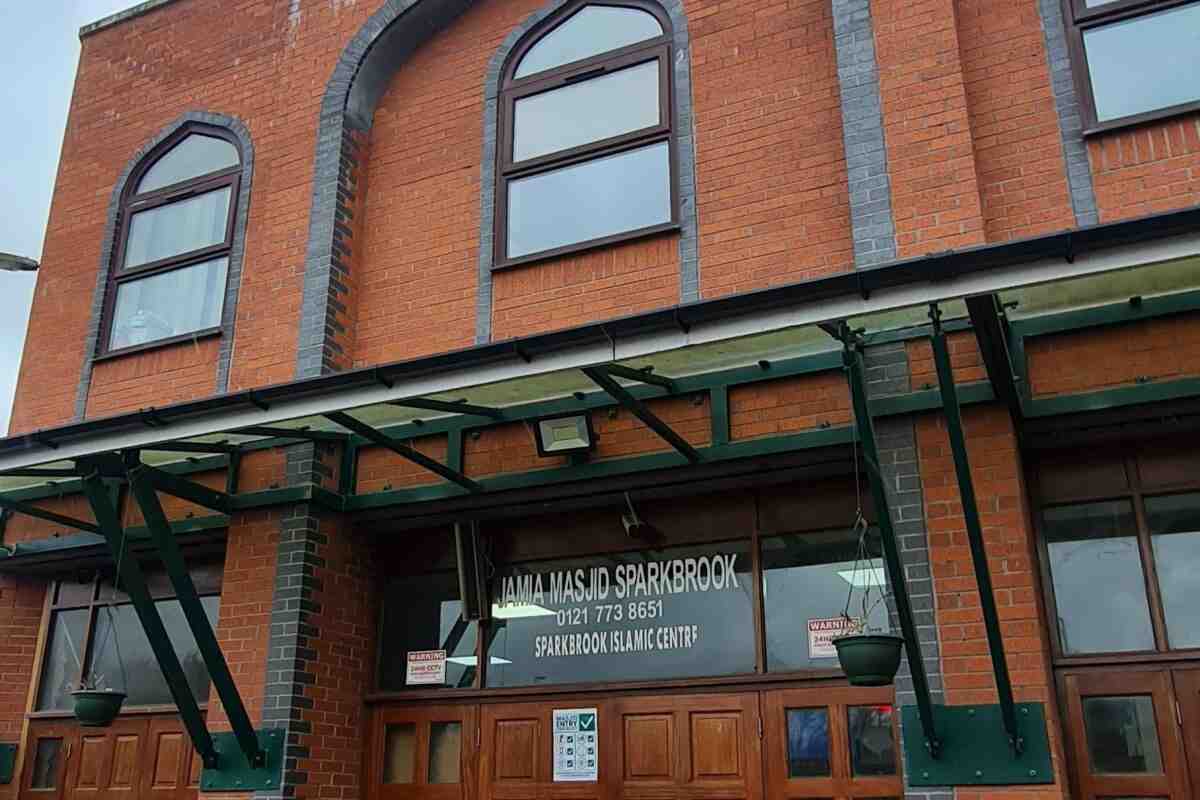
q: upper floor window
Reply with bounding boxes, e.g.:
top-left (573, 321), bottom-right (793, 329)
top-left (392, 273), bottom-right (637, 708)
top-left (1065, 0), bottom-right (1200, 133)
top-left (495, 1), bottom-right (677, 268)
top-left (102, 127), bottom-right (242, 355)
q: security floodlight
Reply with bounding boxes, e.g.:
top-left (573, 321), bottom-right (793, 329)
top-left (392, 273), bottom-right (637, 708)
top-left (534, 412), bottom-right (595, 457)
top-left (0, 252), bottom-right (38, 272)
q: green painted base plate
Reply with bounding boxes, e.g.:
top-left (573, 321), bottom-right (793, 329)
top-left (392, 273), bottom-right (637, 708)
top-left (902, 703), bottom-right (1054, 786)
top-left (199, 729), bottom-right (285, 792)
top-left (0, 742), bottom-right (16, 785)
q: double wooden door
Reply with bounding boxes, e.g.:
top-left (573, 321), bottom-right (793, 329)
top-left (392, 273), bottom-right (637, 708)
top-left (20, 716), bottom-right (201, 800)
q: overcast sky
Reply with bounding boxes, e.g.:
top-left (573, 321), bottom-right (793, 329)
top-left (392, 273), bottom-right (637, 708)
top-left (0, 1), bottom-right (136, 435)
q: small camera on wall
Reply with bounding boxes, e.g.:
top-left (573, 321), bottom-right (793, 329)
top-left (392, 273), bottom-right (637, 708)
top-left (621, 493), bottom-right (659, 540)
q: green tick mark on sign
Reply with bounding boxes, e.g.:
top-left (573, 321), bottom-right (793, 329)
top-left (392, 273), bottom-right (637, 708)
top-left (579, 713), bottom-right (596, 731)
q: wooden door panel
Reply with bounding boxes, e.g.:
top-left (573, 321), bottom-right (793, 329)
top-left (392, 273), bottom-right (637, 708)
top-left (480, 702), bottom-right (608, 800)
top-left (109, 731), bottom-right (142, 794)
top-left (369, 704), bottom-right (477, 800)
top-left (72, 735), bottom-right (107, 793)
top-left (623, 715), bottom-right (674, 782)
top-left (689, 713), bottom-right (742, 781)
top-left (1171, 669), bottom-right (1200, 799)
top-left (494, 719), bottom-right (540, 782)
top-left (21, 722), bottom-right (76, 800)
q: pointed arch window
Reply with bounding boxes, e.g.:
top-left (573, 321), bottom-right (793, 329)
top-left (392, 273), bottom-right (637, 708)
top-left (496, 1), bottom-right (678, 268)
top-left (101, 125), bottom-right (242, 355)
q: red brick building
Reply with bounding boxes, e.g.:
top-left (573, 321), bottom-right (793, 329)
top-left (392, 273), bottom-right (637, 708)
top-left (1, 1), bottom-right (1199, 799)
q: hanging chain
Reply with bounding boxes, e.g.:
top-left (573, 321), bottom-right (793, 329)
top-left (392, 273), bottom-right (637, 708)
top-left (89, 494), bottom-right (130, 693)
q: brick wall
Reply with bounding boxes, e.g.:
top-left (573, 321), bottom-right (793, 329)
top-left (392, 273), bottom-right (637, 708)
top-left (0, 572), bottom-right (43, 799)
top-left (1089, 113), bottom-right (1200, 222)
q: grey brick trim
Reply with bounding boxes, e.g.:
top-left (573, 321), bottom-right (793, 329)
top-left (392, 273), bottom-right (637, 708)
top-left (475, 0), bottom-right (702, 343)
top-left (864, 343), bottom-right (950, 800)
top-left (833, 0), bottom-right (897, 268)
top-left (1037, 0), bottom-right (1099, 226)
top-left (79, 0), bottom-right (181, 37)
top-left (74, 112), bottom-right (254, 420)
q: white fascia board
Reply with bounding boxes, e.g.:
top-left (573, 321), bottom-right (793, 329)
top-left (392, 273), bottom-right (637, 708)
top-left (2, 230), bottom-right (1198, 474)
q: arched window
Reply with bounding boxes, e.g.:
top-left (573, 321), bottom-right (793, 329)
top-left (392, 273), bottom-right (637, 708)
top-left (102, 126), bottom-right (242, 354)
top-left (496, 1), bottom-right (676, 268)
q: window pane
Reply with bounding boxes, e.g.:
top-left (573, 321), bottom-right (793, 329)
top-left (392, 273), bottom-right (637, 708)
top-left (1082, 695), bottom-right (1163, 774)
top-left (507, 141), bottom-right (671, 259)
top-left (138, 134), bottom-right (239, 193)
top-left (377, 572), bottom-right (478, 690)
top-left (35, 609), bottom-right (89, 710)
top-left (109, 257), bottom-right (228, 350)
top-left (761, 529), bottom-right (889, 671)
top-left (486, 540), bottom-right (754, 687)
top-left (786, 709), bottom-right (830, 777)
top-left (1043, 501), bottom-right (1154, 655)
top-left (429, 722), bottom-right (463, 784)
top-left (514, 59), bottom-right (660, 161)
top-left (31, 738), bottom-right (63, 789)
top-left (85, 597), bottom-right (219, 705)
top-left (383, 724), bottom-right (416, 784)
top-left (1084, 3), bottom-right (1200, 123)
top-left (848, 705), bottom-right (896, 776)
top-left (124, 186), bottom-right (231, 268)
top-left (515, 6), bottom-right (663, 78)
top-left (1146, 492), bottom-right (1200, 649)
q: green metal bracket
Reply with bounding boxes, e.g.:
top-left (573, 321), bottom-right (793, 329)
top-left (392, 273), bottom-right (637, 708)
top-left (583, 366), bottom-right (702, 463)
top-left (324, 410), bottom-right (483, 493)
top-left (0, 742), bottom-right (16, 784)
top-left (198, 729), bottom-right (285, 792)
top-left (902, 703), bottom-right (1054, 786)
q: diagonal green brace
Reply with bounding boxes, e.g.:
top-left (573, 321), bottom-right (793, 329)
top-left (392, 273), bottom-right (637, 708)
top-left (125, 461), bottom-right (265, 767)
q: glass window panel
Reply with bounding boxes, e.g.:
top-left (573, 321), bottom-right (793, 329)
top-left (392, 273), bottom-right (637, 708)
top-left (138, 134), bottom-right (239, 193)
top-left (486, 539), bottom-right (754, 687)
top-left (1083, 4), bottom-right (1200, 123)
top-left (514, 59), bottom-right (660, 161)
top-left (848, 705), bottom-right (896, 776)
top-left (1043, 501), bottom-right (1155, 655)
top-left (507, 141), bottom-right (671, 259)
top-left (124, 186), bottom-right (231, 268)
top-left (1147, 492), bottom-right (1200, 649)
top-left (35, 609), bottom-right (89, 711)
top-left (109, 257), bottom-right (229, 350)
top-left (786, 709), bottom-right (830, 777)
top-left (515, 6), bottom-right (663, 78)
top-left (429, 722), bottom-right (463, 784)
top-left (31, 738), bottom-right (63, 789)
top-left (761, 529), bottom-right (889, 671)
top-left (85, 597), bottom-right (219, 705)
top-left (383, 724), bottom-right (416, 784)
top-left (1081, 695), bottom-right (1163, 774)
top-left (377, 572), bottom-right (478, 691)
top-left (55, 578), bottom-right (95, 607)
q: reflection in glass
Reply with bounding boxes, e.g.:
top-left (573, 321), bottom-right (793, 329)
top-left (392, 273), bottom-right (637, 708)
top-left (138, 134), bottom-right (239, 193)
top-left (1082, 695), bottom-right (1163, 774)
top-left (507, 141), bottom-right (671, 258)
top-left (377, 572), bottom-right (478, 690)
top-left (848, 706), bottom-right (896, 775)
top-left (124, 186), bottom-right (231, 267)
top-left (515, 5), bottom-right (663, 78)
top-left (1146, 492), bottom-right (1200, 650)
top-left (35, 609), bottom-right (89, 710)
top-left (761, 529), bottom-right (889, 671)
top-left (383, 724), bottom-right (416, 784)
top-left (1084, 4), bottom-right (1200, 122)
top-left (486, 540), bottom-right (754, 687)
top-left (514, 60), bottom-right (660, 162)
top-left (1043, 501), bottom-right (1154, 655)
top-left (86, 597), bottom-right (219, 705)
top-left (31, 738), bottom-right (63, 789)
top-left (786, 708), bottom-right (830, 777)
top-left (109, 257), bottom-right (229, 350)
top-left (429, 722), bottom-right (463, 784)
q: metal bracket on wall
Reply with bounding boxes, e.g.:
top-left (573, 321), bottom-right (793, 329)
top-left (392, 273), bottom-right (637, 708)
top-left (902, 703), bottom-right (1054, 786)
top-left (0, 742), bottom-right (16, 784)
top-left (198, 729), bottom-right (286, 792)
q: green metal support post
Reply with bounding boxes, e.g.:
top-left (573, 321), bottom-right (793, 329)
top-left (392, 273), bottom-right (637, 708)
top-left (841, 333), bottom-right (942, 758)
top-left (928, 304), bottom-right (1023, 754)
top-left (125, 459), bottom-right (265, 767)
top-left (79, 470), bottom-right (220, 768)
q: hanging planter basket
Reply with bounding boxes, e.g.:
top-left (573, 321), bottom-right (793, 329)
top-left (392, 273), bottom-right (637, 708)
top-left (71, 689), bottom-right (127, 727)
top-left (832, 633), bottom-right (904, 687)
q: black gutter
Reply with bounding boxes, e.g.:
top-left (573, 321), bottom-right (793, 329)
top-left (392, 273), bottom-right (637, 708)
top-left (2, 204), bottom-right (1197, 459)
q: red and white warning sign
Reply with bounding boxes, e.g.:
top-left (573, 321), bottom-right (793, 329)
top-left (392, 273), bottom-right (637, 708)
top-left (405, 649), bottom-right (447, 685)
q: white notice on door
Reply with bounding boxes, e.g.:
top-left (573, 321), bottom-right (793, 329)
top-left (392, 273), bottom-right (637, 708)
top-left (552, 708), bottom-right (598, 781)
top-left (405, 649), bottom-right (446, 685)
top-left (808, 616), bottom-right (862, 658)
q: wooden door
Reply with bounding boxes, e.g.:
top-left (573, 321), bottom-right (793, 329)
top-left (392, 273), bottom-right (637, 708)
top-left (20, 722), bottom-right (76, 800)
top-left (479, 701), bottom-right (608, 800)
top-left (1172, 669), bottom-right (1200, 798)
top-left (611, 693), bottom-right (762, 800)
top-left (140, 717), bottom-right (202, 800)
top-left (62, 718), bottom-right (146, 800)
top-left (368, 705), bottom-right (477, 800)
top-left (762, 686), bottom-right (901, 800)
top-left (1061, 670), bottom-right (1191, 799)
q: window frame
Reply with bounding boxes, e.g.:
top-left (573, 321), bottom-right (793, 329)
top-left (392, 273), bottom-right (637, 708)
top-left (493, 0), bottom-right (680, 270)
top-left (1063, 0), bottom-right (1200, 135)
top-left (97, 123), bottom-right (242, 360)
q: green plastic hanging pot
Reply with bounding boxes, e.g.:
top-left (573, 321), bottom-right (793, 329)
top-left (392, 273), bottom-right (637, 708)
top-left (71, 689), bottom-right (126, 727)
top-left (832, 634), bottom-right (904, 686)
